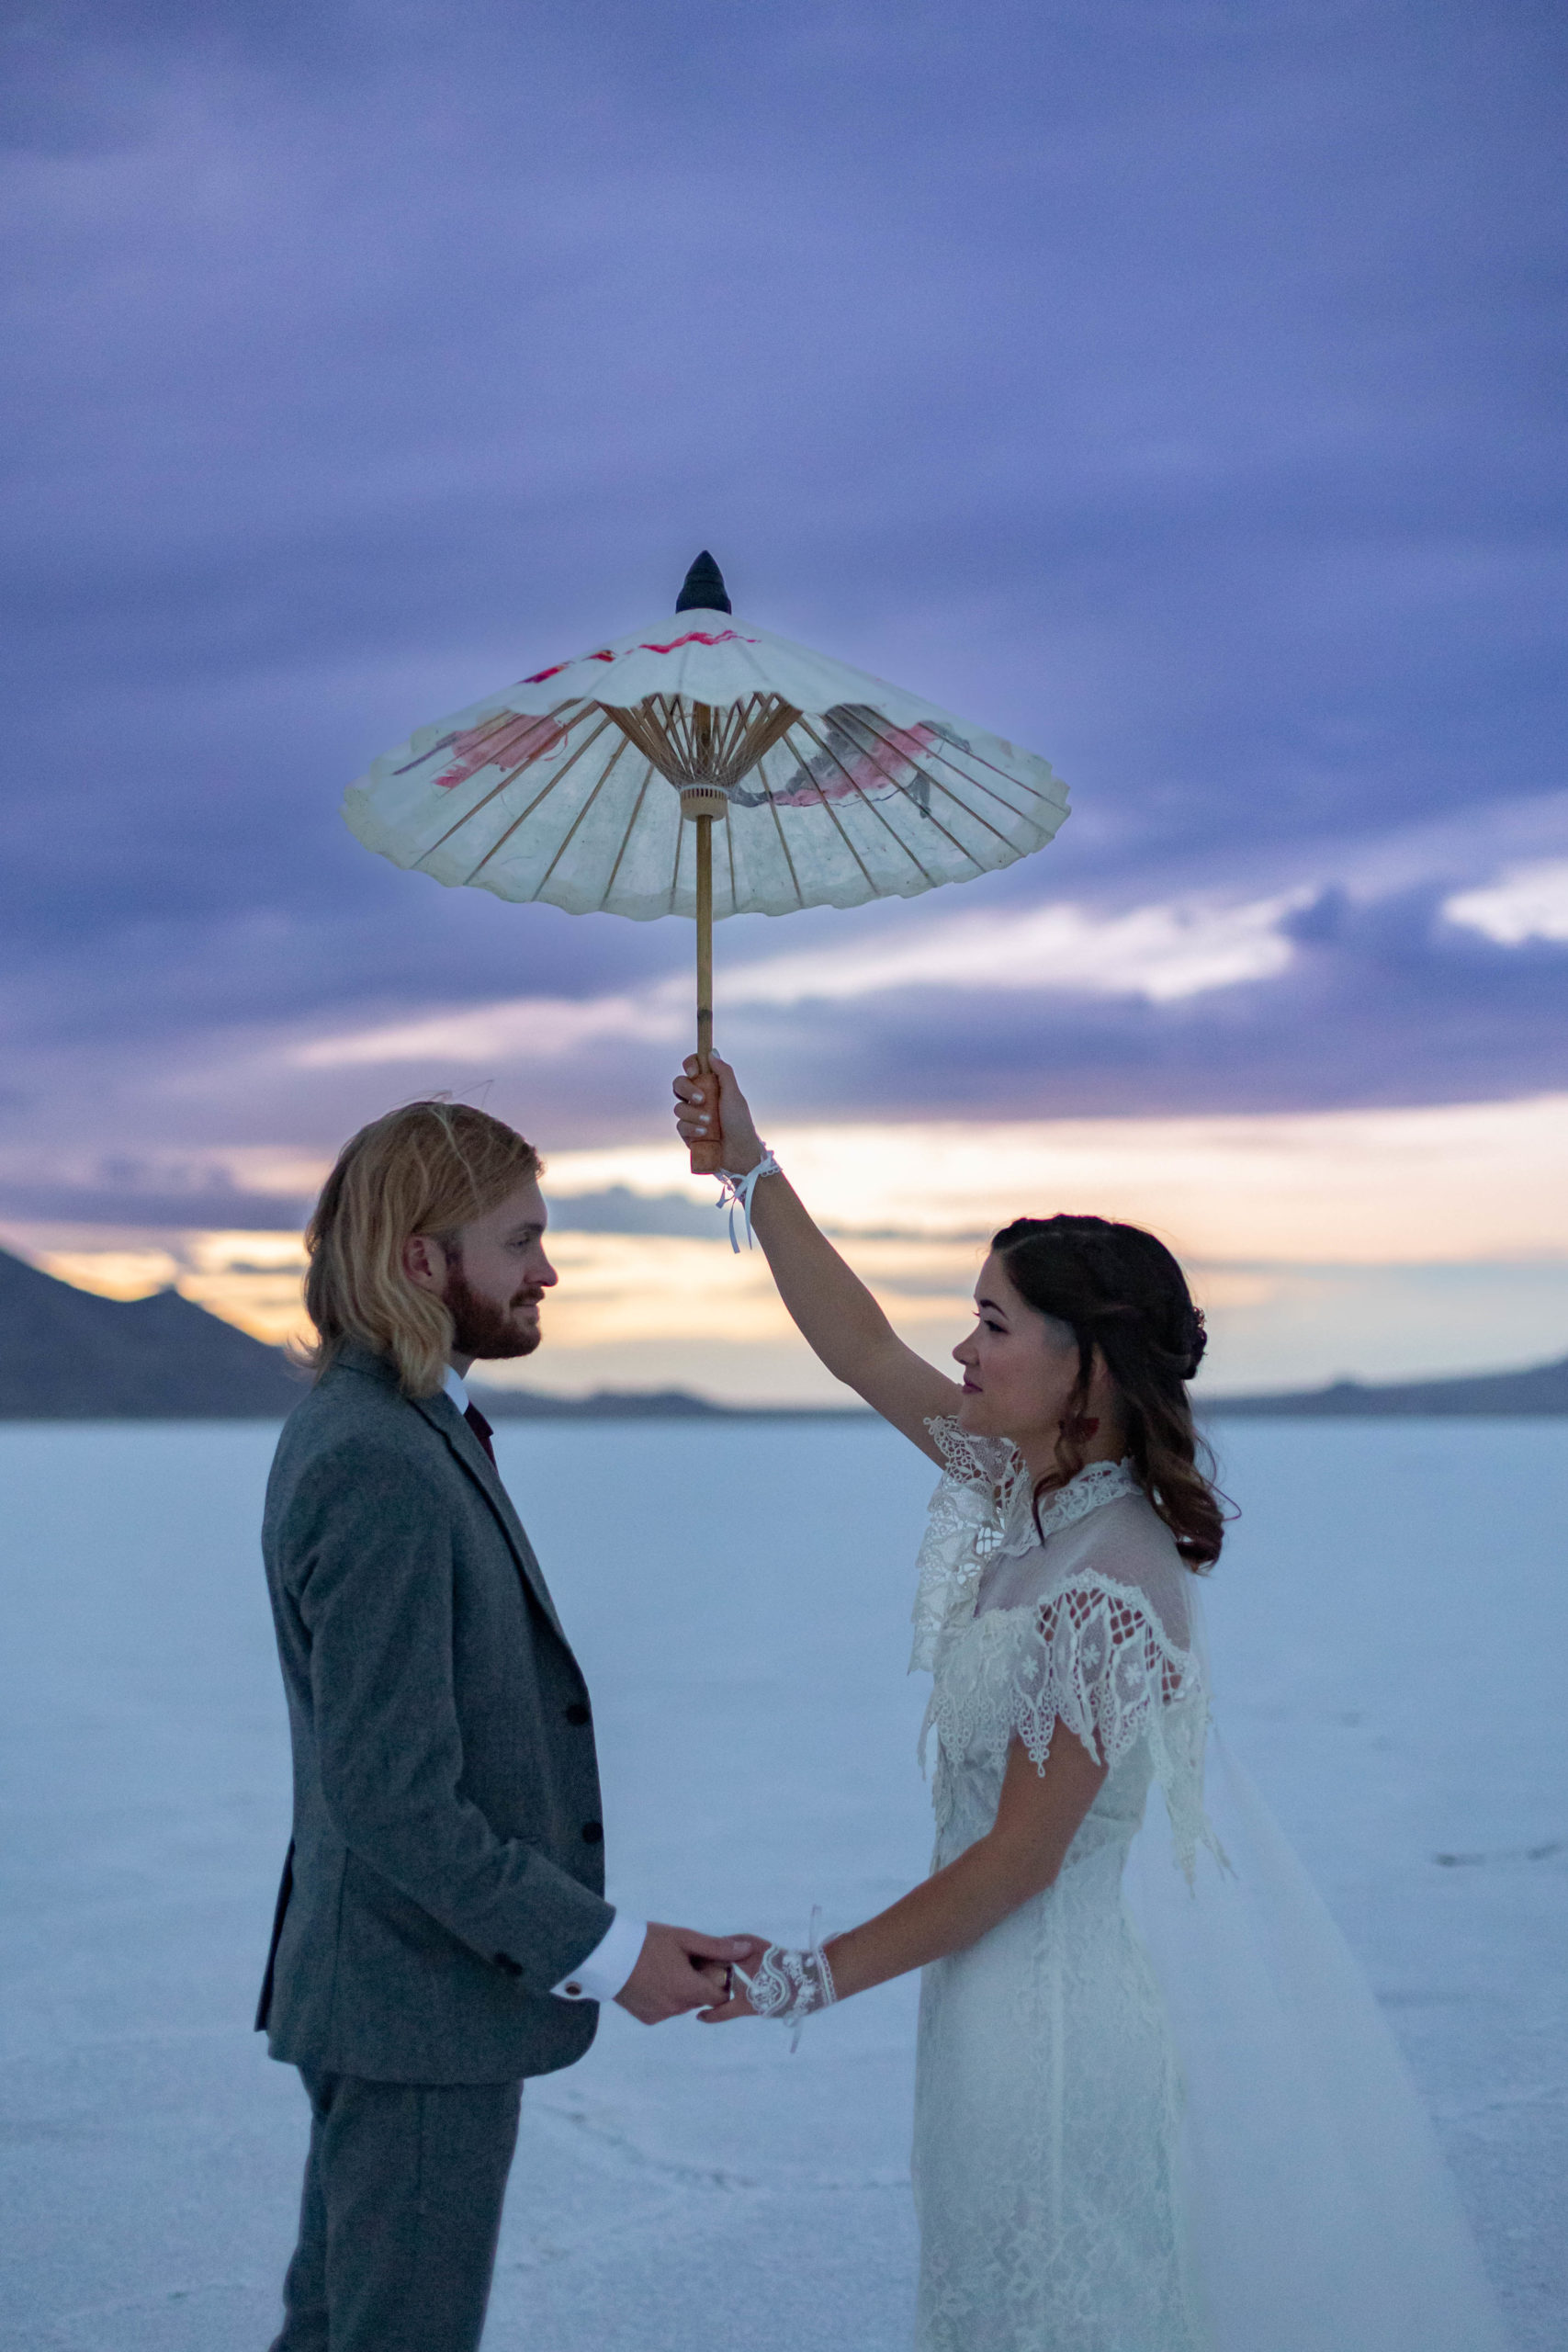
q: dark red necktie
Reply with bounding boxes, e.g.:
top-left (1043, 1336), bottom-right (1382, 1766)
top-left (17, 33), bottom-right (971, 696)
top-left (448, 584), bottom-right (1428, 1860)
top-left (463, 1401), bottom-right (497, 1466)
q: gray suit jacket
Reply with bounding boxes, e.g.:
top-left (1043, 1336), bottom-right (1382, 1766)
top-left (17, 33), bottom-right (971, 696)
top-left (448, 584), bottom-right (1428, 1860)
top-left (255, 1341), bottom-right (615, 2084)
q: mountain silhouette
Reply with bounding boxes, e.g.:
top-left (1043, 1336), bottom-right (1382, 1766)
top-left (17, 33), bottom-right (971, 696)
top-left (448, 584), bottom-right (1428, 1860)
top-left (1204, 1357), bottom-right (1568, 1417)
top-left (2, 1245), bottom-right (1564, 1419)
top-left (0, 1248), bottom-right (303, 1418)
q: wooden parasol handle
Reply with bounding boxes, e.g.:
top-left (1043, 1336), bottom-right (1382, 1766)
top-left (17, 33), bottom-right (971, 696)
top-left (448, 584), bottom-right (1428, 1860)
top-left (689, 810), bottom-right (724, 1174)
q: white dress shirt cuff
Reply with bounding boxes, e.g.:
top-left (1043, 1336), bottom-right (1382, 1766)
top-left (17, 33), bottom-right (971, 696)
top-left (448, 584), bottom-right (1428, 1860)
top-left (551, 1910), bottom-right (647, 2003)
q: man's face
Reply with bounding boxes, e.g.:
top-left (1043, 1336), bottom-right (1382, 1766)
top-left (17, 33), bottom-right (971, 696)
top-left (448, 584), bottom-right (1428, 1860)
top-left (438, 1179), bottom-right (558, 1363)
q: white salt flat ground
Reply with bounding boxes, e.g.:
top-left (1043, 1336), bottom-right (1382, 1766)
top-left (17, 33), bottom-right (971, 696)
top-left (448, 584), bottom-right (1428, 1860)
top-left (0, 1418), bottom-right (1562, 2351)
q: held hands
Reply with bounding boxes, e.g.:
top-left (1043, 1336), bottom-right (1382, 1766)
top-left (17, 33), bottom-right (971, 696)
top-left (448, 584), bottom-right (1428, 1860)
top-left (696, 1972), bottom-right (759, 2024)
top-left (615, 1923), bottom-right (769, 2026)
top-left (698, 1934), bottom-right (840, 2033)
top-left (671, 1055), bottom-right (762, 1174)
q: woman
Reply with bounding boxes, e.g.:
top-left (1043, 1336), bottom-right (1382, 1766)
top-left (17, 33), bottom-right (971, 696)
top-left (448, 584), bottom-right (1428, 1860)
top-left (677, 1054), bottom-right (1216, 2347)
top-left (674, 1057), bottom-right (1508, 2352)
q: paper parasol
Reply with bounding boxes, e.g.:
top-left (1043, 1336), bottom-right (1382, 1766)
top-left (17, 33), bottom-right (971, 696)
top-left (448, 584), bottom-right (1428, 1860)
top-left (344, 553), bottom-right (1069, 1168)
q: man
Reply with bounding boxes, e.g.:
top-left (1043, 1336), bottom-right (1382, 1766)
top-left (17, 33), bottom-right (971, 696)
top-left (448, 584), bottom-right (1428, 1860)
top-left (256, 1100), bottom-right (754, 2352)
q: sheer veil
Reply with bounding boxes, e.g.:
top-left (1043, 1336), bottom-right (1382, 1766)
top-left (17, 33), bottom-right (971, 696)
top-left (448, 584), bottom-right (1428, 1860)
top-left (1123, 1591), bottom-right (1509, 2352)
top-left (914, 1423), bottom-right (1509, 2348)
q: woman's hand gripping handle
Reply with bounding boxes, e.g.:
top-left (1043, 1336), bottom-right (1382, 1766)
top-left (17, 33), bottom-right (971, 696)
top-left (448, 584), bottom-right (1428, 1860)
top-left (670, 1055), bottom-right (961, 1457)
top-left (673, 1054), bottom-right (764, 1177)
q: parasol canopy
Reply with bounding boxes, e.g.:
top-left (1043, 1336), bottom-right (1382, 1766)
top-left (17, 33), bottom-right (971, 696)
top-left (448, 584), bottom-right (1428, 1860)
top-left (343, 556), bottom-right (1069, 923)
top-left (344, 553), bottom-right (1070, 1170)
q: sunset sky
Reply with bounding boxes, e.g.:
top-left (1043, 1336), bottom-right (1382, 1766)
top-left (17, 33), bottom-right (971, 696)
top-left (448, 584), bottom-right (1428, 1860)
top-left (4, 2), bottom-right (1564, 1401)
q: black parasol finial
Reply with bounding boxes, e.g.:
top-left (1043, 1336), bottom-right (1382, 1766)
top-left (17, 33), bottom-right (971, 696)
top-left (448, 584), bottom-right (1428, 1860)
top-left (675, 551), bottom-right (732, 615)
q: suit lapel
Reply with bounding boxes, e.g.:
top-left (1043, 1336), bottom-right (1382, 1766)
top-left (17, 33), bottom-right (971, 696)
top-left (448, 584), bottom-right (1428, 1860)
top-left (412, 1391), bottom-right (570, 1645)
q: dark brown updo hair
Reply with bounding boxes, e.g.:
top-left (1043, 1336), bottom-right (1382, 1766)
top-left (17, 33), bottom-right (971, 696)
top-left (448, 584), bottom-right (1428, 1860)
top-left (991, 1214), bottom-right (1224, 1571)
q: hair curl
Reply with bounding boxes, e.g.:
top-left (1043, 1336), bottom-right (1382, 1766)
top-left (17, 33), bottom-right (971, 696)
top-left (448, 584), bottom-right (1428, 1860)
top-left (301, 1100), bottom-right (541, 1398)
top-left (991, 1213), bottom-right (1224, 1570)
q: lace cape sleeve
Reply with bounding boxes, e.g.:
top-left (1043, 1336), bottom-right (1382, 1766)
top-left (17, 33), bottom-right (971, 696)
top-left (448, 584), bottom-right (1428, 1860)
top-left (926, 1412), bottom-right (1019, 1493)
top-left (1008, 1575), bottom-right (1214, 1881)
top-left (926, 1546), bottom-right (1216, 1880)
top-left (908, 1415), bottom-right (1025, 1673)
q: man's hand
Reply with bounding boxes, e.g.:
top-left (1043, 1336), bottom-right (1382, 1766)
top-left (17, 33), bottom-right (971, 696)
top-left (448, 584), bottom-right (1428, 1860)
top-left (615, 1923), bottom-right (766, 2026)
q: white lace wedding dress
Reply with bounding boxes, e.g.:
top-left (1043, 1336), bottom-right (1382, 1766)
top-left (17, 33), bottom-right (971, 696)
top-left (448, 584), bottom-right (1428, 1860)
top-left (907, 1419), bottom-right (1509, 2352)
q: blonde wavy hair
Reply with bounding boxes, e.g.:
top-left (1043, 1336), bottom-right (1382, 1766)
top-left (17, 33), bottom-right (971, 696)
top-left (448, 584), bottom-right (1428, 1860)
top-left (301, 1100), bottom-right (542, 1398)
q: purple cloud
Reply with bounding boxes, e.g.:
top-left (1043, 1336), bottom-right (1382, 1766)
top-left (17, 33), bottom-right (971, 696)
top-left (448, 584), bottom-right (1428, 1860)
top-left (0, 0), bottom-right (1563, 1219)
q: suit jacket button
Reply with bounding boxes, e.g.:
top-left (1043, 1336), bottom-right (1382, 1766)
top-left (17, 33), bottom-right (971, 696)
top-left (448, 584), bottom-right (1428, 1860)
top-left (581, 1820), bottom-right (604, 1845)
top-left (564, 1702), bottom-right (590, 1726)
top-left (492, 1951), bottom-right (523, 1977)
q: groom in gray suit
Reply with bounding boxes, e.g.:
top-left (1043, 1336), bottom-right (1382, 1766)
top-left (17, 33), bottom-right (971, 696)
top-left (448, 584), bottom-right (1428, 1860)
top-left (257, 1100), bottom-right (754, 2352)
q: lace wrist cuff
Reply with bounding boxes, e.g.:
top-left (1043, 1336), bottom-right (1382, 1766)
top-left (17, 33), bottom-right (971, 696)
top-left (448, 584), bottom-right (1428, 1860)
top-left (715, 1148), bottom-right (781, 1252)
top-left (736, 1909), bottom-right (837, 2050)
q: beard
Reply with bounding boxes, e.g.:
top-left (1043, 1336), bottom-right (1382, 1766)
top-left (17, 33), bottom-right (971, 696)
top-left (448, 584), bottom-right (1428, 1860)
top-left (442, 1260), bottom-right (543, 1361)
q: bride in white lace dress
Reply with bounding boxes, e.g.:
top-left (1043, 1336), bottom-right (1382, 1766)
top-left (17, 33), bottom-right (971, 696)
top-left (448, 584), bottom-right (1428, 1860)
top-left (674, 1057), bottom-right (1509, 2352)
top-left (913, 1422), bottom-right (1217, 2351)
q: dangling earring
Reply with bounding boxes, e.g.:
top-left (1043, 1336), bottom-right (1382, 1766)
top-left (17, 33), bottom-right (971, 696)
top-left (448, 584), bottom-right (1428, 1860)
top-left (1063, 1413), bottom-right (1100, 1442)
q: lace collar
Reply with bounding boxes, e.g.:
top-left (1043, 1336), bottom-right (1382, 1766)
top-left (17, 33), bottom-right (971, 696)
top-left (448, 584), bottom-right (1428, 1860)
top-left (909, 1418), bottom-right (1140, 1671)
top-left (996, 1455), bottom-right (1140, 1558)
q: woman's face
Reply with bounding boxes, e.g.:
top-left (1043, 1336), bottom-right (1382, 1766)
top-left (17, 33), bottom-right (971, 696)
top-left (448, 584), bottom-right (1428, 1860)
top-left (952, 1252), bottom-right (1085, 1453)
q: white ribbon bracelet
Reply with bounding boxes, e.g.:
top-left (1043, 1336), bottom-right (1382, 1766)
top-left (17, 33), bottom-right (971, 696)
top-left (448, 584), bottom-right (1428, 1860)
top-left (715, 1149), bottom-right (781, 1251)
top-left (734, 1906), bottom-right (837, 2051)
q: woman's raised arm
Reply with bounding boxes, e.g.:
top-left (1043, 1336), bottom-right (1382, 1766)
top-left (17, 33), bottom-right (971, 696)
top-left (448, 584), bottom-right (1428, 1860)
top-left (672, 1055), bottom-right (962, 1461)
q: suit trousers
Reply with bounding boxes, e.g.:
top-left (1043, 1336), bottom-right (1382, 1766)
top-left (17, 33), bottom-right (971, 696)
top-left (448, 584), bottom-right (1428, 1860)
top-left (269, 2067), bottom-right (523, 2352)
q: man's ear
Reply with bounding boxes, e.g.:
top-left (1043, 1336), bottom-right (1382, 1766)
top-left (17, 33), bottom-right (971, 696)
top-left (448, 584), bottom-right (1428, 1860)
top-left (401, 1231), bottom-right (447, 1294)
